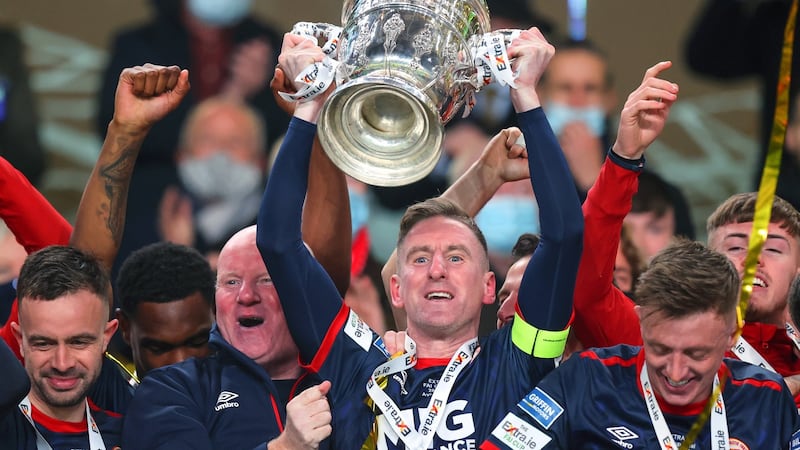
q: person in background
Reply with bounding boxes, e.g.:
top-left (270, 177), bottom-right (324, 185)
top-left (97, 0), bottom-right (289, 279)
top-left (115, 242), bottom-right (215, 379)
top-left (159, 97), bottom-right (267, 269)
top-left (685, 0), bottom-right (800, 210)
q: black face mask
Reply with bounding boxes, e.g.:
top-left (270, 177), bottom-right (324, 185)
top-left (0, 279), bottom-right (16, 326)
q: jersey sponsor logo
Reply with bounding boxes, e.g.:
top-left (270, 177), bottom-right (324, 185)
top-left (374, 336), bottom-right (391, 357)
top-left (376, 399), bottom-right (476, 449)
top-left (605, 426), bottom-right (638, 449)
top-left (517, 387), bottom-right (563, 430)
top-left (490, 412), bottom-right (551, 449)
top-left (215, 391), bottom-right (240, 411)
top-left (345, 309), bottom-right (372, 351)
top-left (791, 429), bottom-right (800, 450)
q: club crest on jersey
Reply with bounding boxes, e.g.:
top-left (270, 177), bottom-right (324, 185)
top-left (727, 438), bottom-right (749, 450)
top-left (490, 412), bottom-right (551, 449)
top-left (517, 387), bottom-right (563, 430)
top-left (791, 429), bottom-right (800, 450)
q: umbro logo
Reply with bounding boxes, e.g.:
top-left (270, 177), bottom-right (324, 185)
top-left (215, 391), bottom-right (240, 411)
top-left (606, 426), bottom-right (638, 449)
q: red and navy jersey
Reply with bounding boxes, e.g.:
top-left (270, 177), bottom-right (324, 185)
top-left (481, 345), bottom-right (800, 450)
top-left (258, 108), bottom-right (583, 448)
top-left (307, 307), bottom-right (557, 449)
top-left (0, 399), bottom-right (122, 450)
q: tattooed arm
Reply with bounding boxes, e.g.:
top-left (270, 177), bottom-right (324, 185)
top-left (71, 64), bottom-right (190, 272)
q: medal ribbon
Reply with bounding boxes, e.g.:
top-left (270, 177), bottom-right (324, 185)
top-left (640, 363), bottom-right (728, 450)
top-left (18, 396), bottom-right (106, 450)
top-left (366, 336), bottom-right (478, 449)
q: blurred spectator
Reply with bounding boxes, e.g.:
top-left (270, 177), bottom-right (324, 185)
top-left (158, 97), bottom-right (267, 268)
top-left (615, 223), bottom-right (646, 297)
top-left (0, 27), bottom-right (45, 186)
top-left (538, 39), bottom-right (616, 197)
top-left (625, 170), bottom-right (695, 261)
top-left (97, 0), bottom-right (289, 275)
top-left (685, 0), bottom-right (800, 210)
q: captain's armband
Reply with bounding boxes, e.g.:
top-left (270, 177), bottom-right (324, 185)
top-left (511, 313), bottom-right (569, 358)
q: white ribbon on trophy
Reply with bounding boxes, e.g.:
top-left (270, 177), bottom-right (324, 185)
top-left (279, 22), bottom-right (344, 103)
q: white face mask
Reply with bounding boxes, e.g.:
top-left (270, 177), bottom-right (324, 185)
top-left (186, 0), bottom-right (253, 27)
top-left (178, 152), bottom-right (262, 202)
top-left (544, 101), bottom-right (606, 137)
top-left (475, 195), bottom-right (540, 255)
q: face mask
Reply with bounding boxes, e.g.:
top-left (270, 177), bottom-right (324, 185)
top-left (475, 196), bottom-right (540, 256)
top-left (178, 152), bottom-right (262, 202)
top-left (544, 101), bottom-right (605, 137)
top-left (349, 189), bottom-right (370, 237)
top-left (186, 0), bottom-right (253, 27)
top-left (470, 82), bottom-right (513, 128)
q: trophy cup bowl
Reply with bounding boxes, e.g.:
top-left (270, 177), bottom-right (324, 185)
top-left (318, 0), bottom-right (491, 186)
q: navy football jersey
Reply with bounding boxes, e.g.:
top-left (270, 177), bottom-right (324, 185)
top-left (481, 345), bottom-right (800, 449)
top-left (310, 307), bottom-right (557, 449)
top-left (0, 400), bottom-right (122, 450)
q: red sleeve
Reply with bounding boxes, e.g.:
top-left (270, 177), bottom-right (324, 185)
top-left (0, 157), bottom-right (73, 361)
top-left (571, 158), bottom-right (643, 348)
top-left (0, 157), bottom-right (72, 252)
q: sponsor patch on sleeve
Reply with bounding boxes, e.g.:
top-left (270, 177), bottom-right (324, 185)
top-left (791, 429), bottom-right (800, 450)
top-left (490, 412), bottom-right (552, 449)
top-left (372, 336), bottom-right (390, 357)
top-left (343, 309), bottom-right (372, 351)
top-left (517, 387), bottom-right (564, 430)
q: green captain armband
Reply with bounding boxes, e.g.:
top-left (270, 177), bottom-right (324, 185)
top-left (511, 312), bottom-right (570, 358)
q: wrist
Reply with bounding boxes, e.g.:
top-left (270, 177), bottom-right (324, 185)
top-left (267, 435), bottom-right (288, 450)
top-left (611, 141), bottom-right (644, 161)
top-left (107, 118), bottom-right (151, 139)
top-left (608, 146), bottom-right (646, 172)
top-left (510, 90), bottom-right (542, 114)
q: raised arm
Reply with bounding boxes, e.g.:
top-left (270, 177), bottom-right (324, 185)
top-left (270, 67), bottom-right (352, 297)
top-left (508, 29), bottom-right (583, 347)
top-left (71, 64), bottom-right (190, 271)
top-left (257, 34), bottom-right (346, 362)
top-left (0, 158), bottom-right (71, 253)
top-left (572, 61), bottom-right (678, 348)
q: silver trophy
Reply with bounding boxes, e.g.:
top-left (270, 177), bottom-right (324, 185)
top-left (292, 0), bottom-right (518, 186)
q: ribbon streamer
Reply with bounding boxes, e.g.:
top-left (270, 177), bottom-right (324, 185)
top-left (679, 0), bottom-right (797, 448)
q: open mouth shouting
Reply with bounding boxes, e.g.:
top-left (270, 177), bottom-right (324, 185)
top-left (238, 316), bottom-right (265, 328)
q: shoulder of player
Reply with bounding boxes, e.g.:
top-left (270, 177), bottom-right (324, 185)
top-left (722, 357), bottom-right (787, 393)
